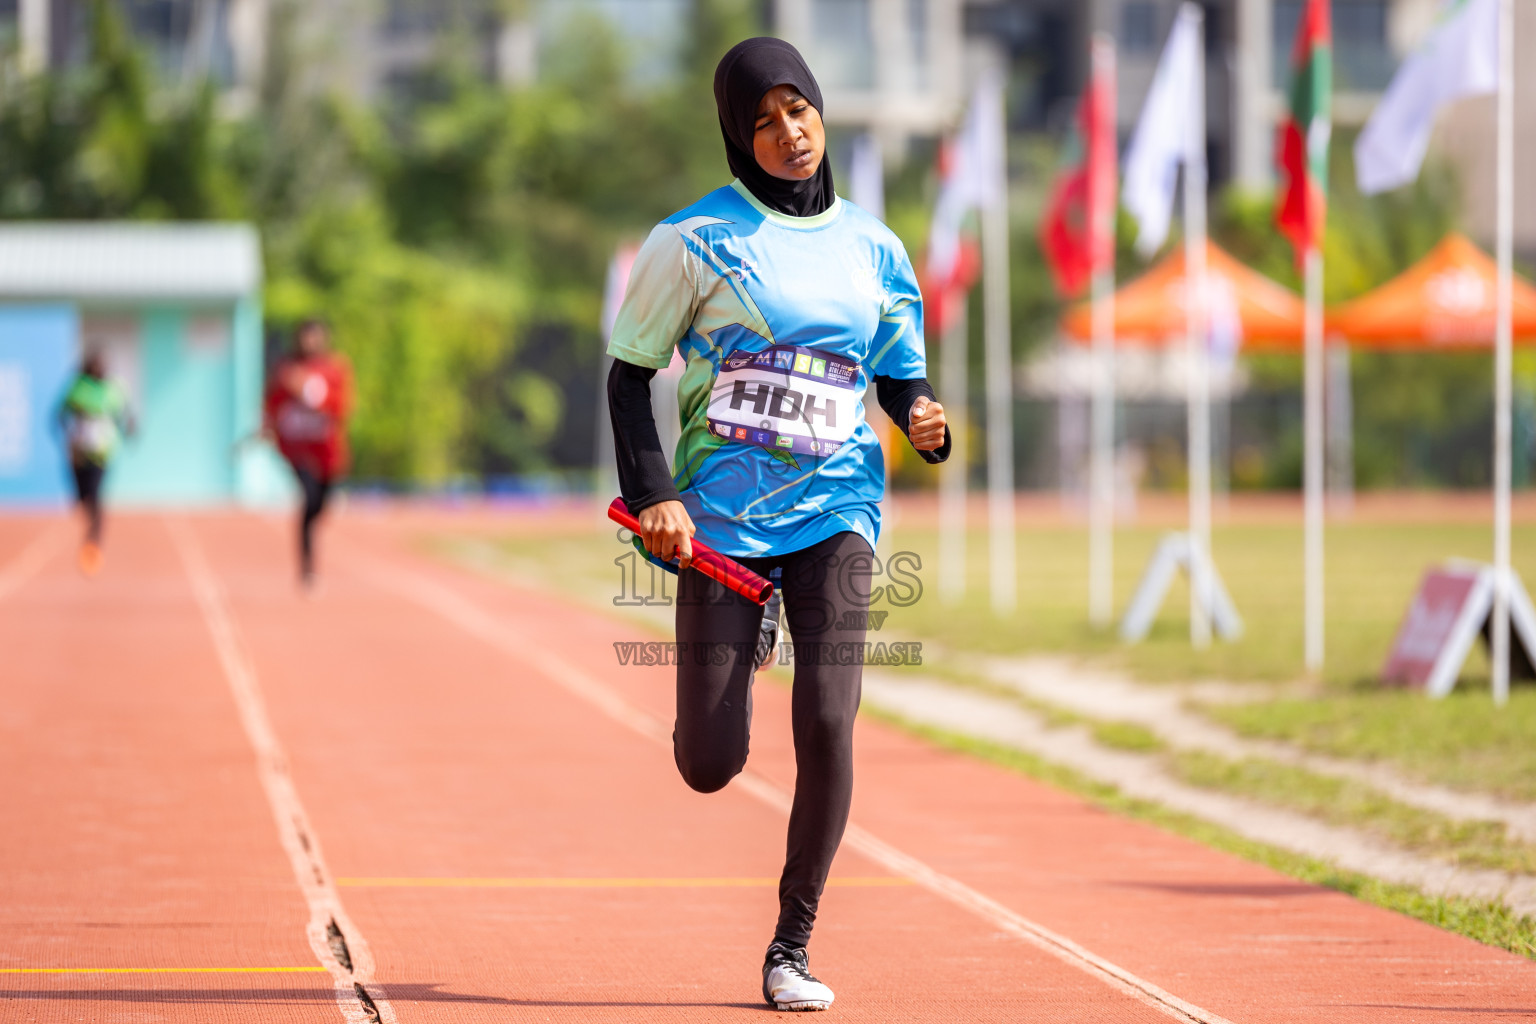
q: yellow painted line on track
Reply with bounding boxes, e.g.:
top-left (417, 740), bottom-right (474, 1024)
top-left (337, 876), bottom-right (913, 889)
top-left (0, 967), bottom-right (328, 974)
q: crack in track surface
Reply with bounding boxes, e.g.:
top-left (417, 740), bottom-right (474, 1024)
top-left (346, 544), bottom-right (1236, 1024)
top-left (169, 519), bottom-right (396, 1024)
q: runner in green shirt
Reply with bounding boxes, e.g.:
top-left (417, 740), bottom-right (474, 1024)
top-left (57, 353), bottom-right (134, 575)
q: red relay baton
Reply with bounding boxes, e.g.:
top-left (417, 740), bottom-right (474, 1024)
top-left (607, 498), bottom-right (774, 605)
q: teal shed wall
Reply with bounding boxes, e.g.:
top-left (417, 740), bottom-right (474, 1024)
top-left (109, 306), bottom-right (236, 504)
top-left (0, 223), bottom-right (275, 507)
top-left (0, 293), bottom-right (289, 507)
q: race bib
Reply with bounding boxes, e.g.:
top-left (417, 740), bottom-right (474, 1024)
top-left (68, 415), bottom-right (116, 457)
top-left (706, 345), bottom-right (859, 458)
top-left (275, 401), bottom-right (332, 443)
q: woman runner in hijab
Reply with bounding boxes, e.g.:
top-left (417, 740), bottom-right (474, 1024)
top-left (607, 37), bottom-right (950, 1011)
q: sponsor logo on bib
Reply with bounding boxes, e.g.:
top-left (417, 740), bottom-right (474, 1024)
top-left (705, 343), bottom-right (859, 459)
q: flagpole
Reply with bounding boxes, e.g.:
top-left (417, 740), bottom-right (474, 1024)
top-left (982, 71), bottom-right (1017, 615)
top-left (940, 296), bottom-right (969, 605)
top-left (1088, 273), bottom-right (1116, 625)
top-left (1304, 246), bottom-right (1325, 672)
top-left (1492, 0), bottom-right (1513, 705)
top-left (1089, 35), bottom-right (1117, 628)
top-left (1184, 4), bottom-right (1212, 648)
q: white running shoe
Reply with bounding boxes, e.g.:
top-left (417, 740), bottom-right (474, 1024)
top-left (762, 941), bottom-right (834, 1011)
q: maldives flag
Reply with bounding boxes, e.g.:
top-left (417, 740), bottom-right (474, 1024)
top-left (1275, 0), bottom-right (1332, 260)
top-left (1041, 39), bottom-right (1116, 298)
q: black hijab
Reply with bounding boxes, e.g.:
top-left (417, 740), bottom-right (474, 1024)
top-left (713, 37), bottom-right (836, 218)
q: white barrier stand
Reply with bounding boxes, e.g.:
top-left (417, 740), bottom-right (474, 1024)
top-left (1119, 531), bottom-right (1243, 643)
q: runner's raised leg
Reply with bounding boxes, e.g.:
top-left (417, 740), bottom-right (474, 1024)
top-left (674, 566), bottom-right (763, 793)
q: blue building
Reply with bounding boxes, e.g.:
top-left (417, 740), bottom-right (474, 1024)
top-left (0, 223), bottom-right (288, 506)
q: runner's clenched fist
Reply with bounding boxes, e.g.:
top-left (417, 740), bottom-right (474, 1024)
top-left (908, 398), bottom-right (947, 451)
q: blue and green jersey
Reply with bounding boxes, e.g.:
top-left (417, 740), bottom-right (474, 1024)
top-left (608, 180), bottom-right (926, 557)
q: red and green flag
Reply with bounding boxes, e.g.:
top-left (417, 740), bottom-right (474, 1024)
top-left (1276, 0), bottom-right (1332, 260)
top-left (1041, 42), bottom-right (1116, 298)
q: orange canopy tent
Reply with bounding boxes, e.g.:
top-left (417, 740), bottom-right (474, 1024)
top-left (1061, 240), bottom-right (1304, 350)
top-left (1325, 233), bottom-right (1536, 347)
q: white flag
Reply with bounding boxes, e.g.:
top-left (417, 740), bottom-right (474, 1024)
top-left (1206, 274), bottom-right (1242, 366)
top-left (927, 71), bottom-right (1005, 283)
top-left (848, 133), bottom-right (885, 221)
top-left (1123, 3), bottom-right (1202, 257)
top-left (1355, 0), bottom-right (1498, 196)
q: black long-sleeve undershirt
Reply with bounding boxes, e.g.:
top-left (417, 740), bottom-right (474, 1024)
top-left (873, 375), bottom-right (952, 465)
top-left (607, 358), bottom-right (952, 515)
top-left (607, 359), bottom-right (683, 514)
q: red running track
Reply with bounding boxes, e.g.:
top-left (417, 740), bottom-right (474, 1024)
top-left (2, 509), bottom-right (1534, 1023)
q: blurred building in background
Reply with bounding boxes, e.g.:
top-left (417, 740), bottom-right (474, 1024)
top-left (0, 224), bottom-right (282, 506)
top-left (0, 1), bottom-right (1048, 160)
top-left (769, 0), bottom-right (968, 155)
top-left (1, 0), bottom-right (1528, 237)
top-left (1075, 0), bottom-right (1401, 188)
top-left (2, 0), bottom-right (267, 96)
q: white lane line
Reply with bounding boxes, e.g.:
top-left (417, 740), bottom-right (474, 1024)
top-left (347, 548), bottom-right (1237, 1024)
top-left (0, 524), bottom-right (64, 601)
top-left (167, 519), bottom-right (396, 1024)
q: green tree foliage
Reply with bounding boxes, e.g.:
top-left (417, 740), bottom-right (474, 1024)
top-left (352, 0), bottom-right (756, 477)
top-left (262, 199), bottom-right (518, 483)
top-left (0, 0), bottom-right (241, 219)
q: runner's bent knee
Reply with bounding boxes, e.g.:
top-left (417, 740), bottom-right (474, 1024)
top-left (672, 721), bottom-right (749, 792)
top-left (674, 742), bottom-right (748, 793)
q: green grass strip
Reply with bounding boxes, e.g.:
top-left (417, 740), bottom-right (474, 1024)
top-left (1090, 719), bottom-right (1166, 753)
top-left (1201, 689), bottom-right (1536, 804)
top-left (864, 706), bottom-right (1536, 961)
top-left (1168, 750), bottom-right (1536, 876)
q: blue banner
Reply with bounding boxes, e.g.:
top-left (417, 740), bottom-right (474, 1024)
top-left (0, 305), bottom-right (80, 504)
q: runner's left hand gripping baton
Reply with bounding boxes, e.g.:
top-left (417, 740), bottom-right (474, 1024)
top-left (607, 498), bottom-right (773, 605)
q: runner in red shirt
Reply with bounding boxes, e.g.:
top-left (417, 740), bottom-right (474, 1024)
top-left (263, 319), bottom-right (352, 587)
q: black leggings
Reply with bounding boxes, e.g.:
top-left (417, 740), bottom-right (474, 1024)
top-left (71, 461), bottom-right (105, 544)
top-left (674, 530), bottom-right (872, 949)
top-left (294, 466), bottom-right (333, 574)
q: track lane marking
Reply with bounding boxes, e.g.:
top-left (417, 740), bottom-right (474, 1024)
top-left (338, 876), bottom-right (912, 888)
top-left (168, 519), bottom-right (397, 1024)
top-left (345, 544), bottom-right (1237, 1024)
top-left (0, 524), bottom-right (64, 601)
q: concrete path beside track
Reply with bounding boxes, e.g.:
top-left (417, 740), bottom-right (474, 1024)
top-left (4, 510), bottom-right (1536, 1022)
